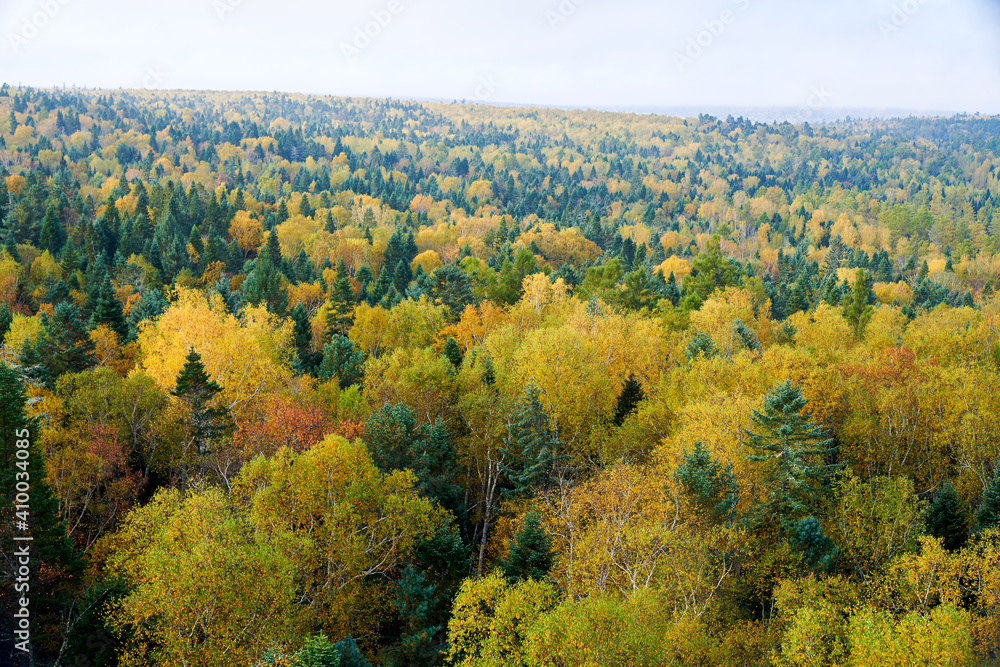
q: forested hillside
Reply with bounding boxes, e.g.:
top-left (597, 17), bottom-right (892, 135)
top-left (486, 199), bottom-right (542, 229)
top-left (2, 85), bottom-right (1000, 666)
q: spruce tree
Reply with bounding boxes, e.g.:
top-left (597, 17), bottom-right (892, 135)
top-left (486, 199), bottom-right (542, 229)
top-left (502, 382), bottom-right (565, 497)
top-left (0, 302), bottom-right (11, 341)
top-left (89, 274), bottom-right (129, 341)
top-left (675, 440), bottom-right (737, 525)
top-left (319, 335), bottom-right (364, 389)
top-left (442, 336), bottom-right (463, 369)
top-left (170, 348), bottom-right (232, 455)
top-left (29, 302), bottom-right (95, 388)
top-left (745, 381), bottom-right (840, 530)
top-left (925, 482), bottom-right (970, 551)
top-left (501, 511), bottom-right (554, 582)
top-left (976, 469), bottom-right (1000, 532)
top-left (611, 375), bottom-right (644, 426)
top-left (842, 268), bottom-right (874, 337)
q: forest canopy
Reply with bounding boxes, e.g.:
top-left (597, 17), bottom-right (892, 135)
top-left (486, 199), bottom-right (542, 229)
top-left (1, 84), bottom-right (1000, 666)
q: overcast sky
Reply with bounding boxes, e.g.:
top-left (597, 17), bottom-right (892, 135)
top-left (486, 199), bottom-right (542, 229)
top-left (1, 0), bottom-right (998, 114)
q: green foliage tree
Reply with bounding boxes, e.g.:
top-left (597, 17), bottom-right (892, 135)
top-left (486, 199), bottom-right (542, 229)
top-left (842, 268), bottom-right (875, 338)
top-left (24, 301), bottom-right (95, 388)
top-left (363, 403), bottom-right (461, 512)
top-left (925, 482), bottom-right (970, 551)
top-left (976, 469), bottom-right (1000, 532)
top-left (501, 511), bottom-right (554, 582)
top-left (685, 235), bottom-right (741, 300)
top-left (170, 348), bottom-right (233, 455)
top-left (745, 381), bottom-right (840, 531)
top-left (319, 335), bottom-right (364, 389)
top-left (90, 273), bottom-right (129, 341)
top-left (502, 382), bottom-right (565, 498)
top-left (675, 440), bottom-right (737, 525)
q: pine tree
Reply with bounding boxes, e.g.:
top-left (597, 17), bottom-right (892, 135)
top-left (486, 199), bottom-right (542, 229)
top-left (842, 268), bottom-right (874, 337)
top-left (976, 469), bottom-right (1000, 532)
top-left (501, 511), bottom-right (554, 582)
top-left (502, 382), bottom-right (565, 497)
top-left (675, 440), bottom-right (737, 525)
top-left (319, 335), bottom-right (364, 389)
top-left (611, 375), bottom-right (644, 426)
top-left (89, 274), bottom-right (129, 341)
top-left (29, 302), bottom-right (95, 388)
top-left (685, 331), bottom-right (718, 361)
top-left (363, 403), bottom-right (460, 510)
top-left (745, 381), bottom-right (840, 529)
top-left (442, 336), bottom-right (463, 369)
top-left (170, 348), bottom-right (232, 455)
top-left (382, 565), bottom-right (444, 667)
top-left (926, 482), bottom-right (970, 551)
top-left (0, 302), bottom-right (11, 341)
top-left (664, 271), bottom-right (681, 307)
top-left (732, 319), bottom-right (760, 352)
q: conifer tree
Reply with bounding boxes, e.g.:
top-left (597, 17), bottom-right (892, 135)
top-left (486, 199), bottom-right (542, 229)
top-left (925, 482), bottom-right (969, 551)
top-left (976, 469), bottom-right (1000, 532)
top-left (745, 381), bottom-right (840, 529)
top-left (27, 302), bottom-right (95, 388)
top-left (502, 382), bottom-right (565, 497)
top-left (842, 268), bottom-right (875, 338)
top-left (675, 440), bottom-right (737, 525)
top-left (89, 273), bottom-right (129, 341)
top-left (170, 348), bottom-right (232, 455)
top-left (442, 336), bottom-right (463, 369)
top-left (0, 364), bottom-right (81, 657)
top-left (501, 511), bottom-right (554, 582)
top-left (319, 335), bottom-right (364, 389)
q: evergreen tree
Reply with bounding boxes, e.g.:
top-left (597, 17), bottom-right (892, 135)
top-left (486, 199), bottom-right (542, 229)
top-left (685, 331), bottom-right (718, 361)
top-left (127, 288), bottom-right (169, 334)
top-left (318, 335), bottom-right (364, 389)
top-left (675, 440), bottom-right (737, 525)
top-left (925, 482), bottom-right (970, 551)
top-left (788, 516), bottom-right (838, 572)
top-left (842, 268), bottom-right (874, 337)
top-left (28, 302), bottom-right (95, 388)
top-left (442, 336), bottom-right (463, 369)
top-left (976, 468), bottom-right (1000, 532)
top-left (170, 348), bottom-right (233, 455)
top-left (363, 403), bottom-right (460, 511)
top-left (733, 319), bottom-right (760, 352)
top-left (611, 375), bottom-right (644, 426)
top-left (38, 203), bottom-right (65, 254)
top-left (290, 302), bottom-right (321, 375)
top-left (429, 265), bottom-right (475, 320)
top-left (0, 302), bottom-right (11, 341)
top-left (89, 274), bottom-right (129, 341)
top-left (325, 275), bottom-right (355, 339)
top-left (501, 511), bottom-right (554, 582)
top-left (382, 565), bottom-right (445, 667)
top-left (502, 382), bottom-right (565, 497)
top-left (744, 381), bottom-right (840, 530)
top-left (664, 271), bottom-right (681, 307)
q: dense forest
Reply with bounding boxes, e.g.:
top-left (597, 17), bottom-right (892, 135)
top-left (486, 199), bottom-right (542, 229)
top-left (1, 84), bottom-right (1000, 666)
